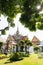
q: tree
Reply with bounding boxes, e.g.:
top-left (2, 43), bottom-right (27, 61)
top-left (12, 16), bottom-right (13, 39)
top-left (0, 0), bottom-right (20, 35)
top-left (20, 0), bottom-right (43, 31)
top-left (0, 42), bottom-right (3, 49)
top-left (0, 42), bottom-right (3, 53)
top-left (19, 40), bottom-right (24, 52)
top-left (5, 39), bottom-right (11, 54)
top-left (19, 40), bottom-right (24, 45)
top-left (0, 0), bottom-right (43, 34)
top-left (25, 39), bottom-right (32, 46)
top-left (24, 38), bottom-right (32, 52)
top-left (19, 38), bottom-right (32, 52)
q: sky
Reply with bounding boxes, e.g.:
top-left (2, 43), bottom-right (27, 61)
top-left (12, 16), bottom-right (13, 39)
top-left (0, 13), bottom-right (43, 41)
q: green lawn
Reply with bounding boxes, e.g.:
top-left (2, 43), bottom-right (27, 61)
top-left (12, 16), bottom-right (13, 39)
top-left (0, 54), bottom-right (43, 65)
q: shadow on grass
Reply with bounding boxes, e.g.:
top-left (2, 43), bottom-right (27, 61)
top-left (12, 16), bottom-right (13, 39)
top-left (38, 56), bottom-right (43, 59)
top-left (4, 59), bottom-right (12, 64)
top-left (4, 58), bottom-right (23, 64)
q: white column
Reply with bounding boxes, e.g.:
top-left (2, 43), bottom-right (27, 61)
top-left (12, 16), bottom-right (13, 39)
top-left (18, 46), bottom-right (20, 52)
top-left (14, 46), bottom-right (16, 52)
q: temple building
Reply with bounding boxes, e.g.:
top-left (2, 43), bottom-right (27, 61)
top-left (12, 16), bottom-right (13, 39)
top-left (7, 27), bottom-right (28, 45)
top-left (2, 28), bottom-right (41, 54)
top-left (3, 27), bottom-right (28, 53)
top-left (31, 36), bottom-right (40, 45)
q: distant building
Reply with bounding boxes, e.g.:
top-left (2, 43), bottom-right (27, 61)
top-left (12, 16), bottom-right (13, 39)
top-left (3, 27), bottom-right (28, 53)
top-left (39, 41), bottom-right (43, 52)
top-left (31, 36), bottom-right (40, 45)
top-left (7, 27), bottom-right (28, 45)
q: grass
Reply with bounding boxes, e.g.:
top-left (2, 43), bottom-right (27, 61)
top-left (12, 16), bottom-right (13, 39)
top-left (0, 53), bottom-right (43, 65)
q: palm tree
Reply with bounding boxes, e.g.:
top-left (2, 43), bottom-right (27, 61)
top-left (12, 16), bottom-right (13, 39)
top-left (18, 39), bottom-right (32, 52)
top-left (24, 39), bottom-right (32, 52)
top-left (25, 38), bottom-right (32, 46)
top-left (18, 40), bottom-right (24, 52)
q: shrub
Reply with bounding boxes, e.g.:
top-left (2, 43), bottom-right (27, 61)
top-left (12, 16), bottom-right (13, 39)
top-left (9, 52), bottom-right (23, 62)
top-left (0, 54), bottom-right (7, 59)
top-left (22, 52), bottom-right (29, 57)
top-left (34, 46), bottom-right (39, 50)
top-left (34, 46), bottom-right (39, 53)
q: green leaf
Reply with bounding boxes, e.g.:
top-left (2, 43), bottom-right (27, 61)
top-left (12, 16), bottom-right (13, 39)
top-left (10, 23), bottom-right (15, 27)
top-left (37, 23), bottom-right (43, 30)
top-left (7, 17), bottom-right (14, 23)
top-left (1, 30), bottom-right (6, 35)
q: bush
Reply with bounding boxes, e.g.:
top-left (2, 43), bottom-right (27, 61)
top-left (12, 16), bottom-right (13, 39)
top-left (34, 47), bottom-right (39, 50)
top-left (34, 46), bottom-right (39, 53)
top-left (0, 54), bottom-right (7, 59)
top-left (22, 52), bottom-right (29, 57)
top-left (9, 52), bottom-right (23, 62)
